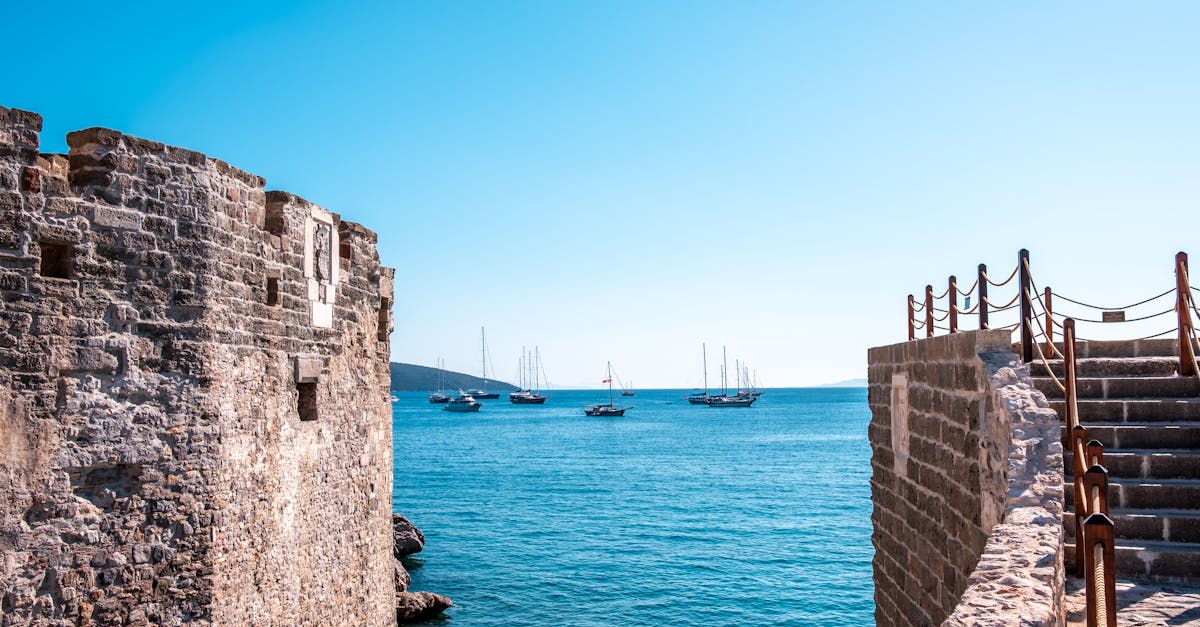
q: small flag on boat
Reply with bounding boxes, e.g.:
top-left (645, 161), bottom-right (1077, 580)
top-left (602, 378), bottom-right (612, 383)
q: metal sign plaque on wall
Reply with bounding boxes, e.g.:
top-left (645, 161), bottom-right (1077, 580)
top-left (1102, 311), bottom-right (1126, 323)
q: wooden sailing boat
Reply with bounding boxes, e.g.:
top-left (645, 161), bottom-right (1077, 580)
top-left (708, 346), bottom-right (755, 407)
top-left (428, 357), bottom-right (451, 403)
top-left (585, 362), bottom-right (629, 416)
top-left (466, 326), bottom-right (500, 399)
top-left (687, 342), bottom-right (713, 404)
top-left (509, 346), bottom-right (548, 404)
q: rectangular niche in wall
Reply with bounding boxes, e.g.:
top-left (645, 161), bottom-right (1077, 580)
top-left (297, 382), bottom-right (318, 421)
top-left (39, 241), bottom-right (72, 278)
top-left (377, 297), bottom-right (391, 342)
top-left (266, 277), bottom-right (280, 306)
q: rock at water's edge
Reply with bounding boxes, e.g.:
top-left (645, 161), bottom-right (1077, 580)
top-left (396, 591), bottom-right (452, 623)
top-left (394, 514), bottom-right (426, 558)
top-left (394, 559), bottom-right (411, 592)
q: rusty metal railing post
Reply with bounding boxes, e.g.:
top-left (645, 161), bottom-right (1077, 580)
top-left (925, 284), bottom-right (934, 338)
top-left (1177, 252), bottom-right (1196, 376)
top-left (1019, 249), bottom-right (1033, 362)
top-left (978, 264), bottom-right (989, 330)
top-left (1044, 287), bottom-right (1054, 356)
top-left (1083, 512), bottom-right (1118, 627)
top-left (907, 294), bottom-right (916, 341)
top-left (949, 276), bottom-right (958, 333)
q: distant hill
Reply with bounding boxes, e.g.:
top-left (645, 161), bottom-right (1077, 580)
top-left (820, 378), bottom-right (868, 388)
top-left (389, 362), bottom-right (519, 392)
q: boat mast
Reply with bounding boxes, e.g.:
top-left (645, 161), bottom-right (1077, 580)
top-left (480, 326), bottom-right (487, 388)
top-left (722, 346), bottom-right (728, 397)
top-left (607, 361), bottom-right (614, 406)
top-left (702, 342), bottom-right (708, 396)
top-left (534, 347), bottom-right (541, 394)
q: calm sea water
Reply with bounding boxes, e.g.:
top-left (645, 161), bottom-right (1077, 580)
top-left (391, 388), bottom-right (874, 626)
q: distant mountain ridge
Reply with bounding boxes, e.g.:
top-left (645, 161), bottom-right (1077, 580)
top-left (820, 378), bottom-right (868, 388)
top-left (390, 362), bottom-right (519, 392)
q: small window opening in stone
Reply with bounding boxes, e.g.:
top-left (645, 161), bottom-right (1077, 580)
top-left (266, 277), bottom-right (280, 306)
top-left (377, 297), bottom-right (391, 342)
top-left (39, 241), bottom-right (72, 278)
top-left (264, 201), bottom-right (286, 236)
top-left (297, 382), bottom-right (318, 421)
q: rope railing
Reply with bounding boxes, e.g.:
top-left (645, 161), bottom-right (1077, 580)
top-left (1052, 287), bottom-right (1175, 312)
top-left (905, 250), bottom-right (1200, 379)
top-left (984, 264), bottom-right (1020, 287)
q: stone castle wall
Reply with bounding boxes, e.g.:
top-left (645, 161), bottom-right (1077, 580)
top-left (867, 329), bottom-right (1064, 626)
top-left (0, 106), bottom-right (395, 626)
top-left (866, 330), bottom-right (1014, 625)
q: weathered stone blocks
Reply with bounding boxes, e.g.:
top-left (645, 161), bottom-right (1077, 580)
top-left (0, 105), bottom-right (396, 626)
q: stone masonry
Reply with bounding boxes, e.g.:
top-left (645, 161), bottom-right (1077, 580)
top-left (0, 106), bottom-right (396, 626)
top-left (867, 330), bottom-right (1065, 625)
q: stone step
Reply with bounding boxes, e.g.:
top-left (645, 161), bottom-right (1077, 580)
top-left (1065, 477), bottom-right (1200, 511)
top-left (1065, 539), bottom-right (1200, 584)
top-left (1061, 423), bottom-right (1200, 450)
top-left (1065, 509), bottom-right (1200, 544)
top-left (1034, 376), bottom-right (1200, 400)
top-left (1031, 357), bottom-right (1180, 378)
top-left (1050, 398), bottom-right (1200, 423)
top-left (1065, 450), bottom-right (1200, 480)
top-left (1023, 338), bottom-right (1180, 359)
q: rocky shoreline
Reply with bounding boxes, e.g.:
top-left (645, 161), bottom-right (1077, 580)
top-left (393, 515), bottom-right (453, 623)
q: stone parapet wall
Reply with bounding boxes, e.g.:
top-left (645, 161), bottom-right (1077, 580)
top-left (867, 329), bottom-right (1020, 625)
top-left (868, 330), bottom-right (1065, 626)
top-left (0, 105), bottom-right (395, 626)
top-left (943, 353), bottom-right (1063, 624)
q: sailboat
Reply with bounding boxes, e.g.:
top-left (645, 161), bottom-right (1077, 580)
top-left (708, 347), bottom-right (755, 407)
top-left (428, 357), bottom-right (451, 403)
top-left (687, 343), bottom-right (714, 405)
top-left (621, 380), bottom-right (635, 397)
top-left (585, 362), bottom-right (629, 416)
top-left (509, 346), bottom-right (548, 404)
top-left (466, 326), bottom-right (501, 399)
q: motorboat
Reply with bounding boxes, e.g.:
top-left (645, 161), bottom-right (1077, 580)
top-left (443, 391), bottom-right (482, 412)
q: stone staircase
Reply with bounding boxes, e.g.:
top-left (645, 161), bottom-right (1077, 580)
top-left (1028, 338), bottom-right (1200, 584)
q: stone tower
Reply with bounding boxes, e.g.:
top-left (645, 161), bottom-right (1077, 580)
top-left (0, 106), bottom-right (396, 626)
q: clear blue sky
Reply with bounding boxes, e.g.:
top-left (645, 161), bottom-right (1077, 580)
top-left (6, 1), bottom-right (1198, 387)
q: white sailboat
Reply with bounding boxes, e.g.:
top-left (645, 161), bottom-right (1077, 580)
top-left (510, 346), bottom-right (548, 404)
top-left (466, 326), bottom-right (500, 399)
top-left (708, 346), bottom-right (755, 407)
top-left (687, 342), bottom-right (713, 405)
top-left (428, 357), bottom-right (450, 403)
top-left (585, 362), bottom-right (629, 416)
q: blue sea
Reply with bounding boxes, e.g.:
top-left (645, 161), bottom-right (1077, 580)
top-left (391, 388), bottom-right (874, 626)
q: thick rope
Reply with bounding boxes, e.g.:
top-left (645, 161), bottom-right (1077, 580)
top-left (957, 300), bottom-right (980, 315)
top-left (1050, 307), bottom-right (1175, 324)
top-left (1132, 327), bottom-right (1180, 341)
top-left (955, 277), bottom-right (980, 296)
top-left (984, 264), bottom-right (1019, 287)
top-left (932, 286), bottom-right (950, 299)
top-left (1052, 287), bottom-right (1175, 312)
top-left (1093, 543), bottom-right (1113, 627)
top-left (911, 300), bottom-right (926, 312)
top-left (1032, 334), bottom-right (1066, 392)
top-left (984, 292), bottom-right (1021, 310)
